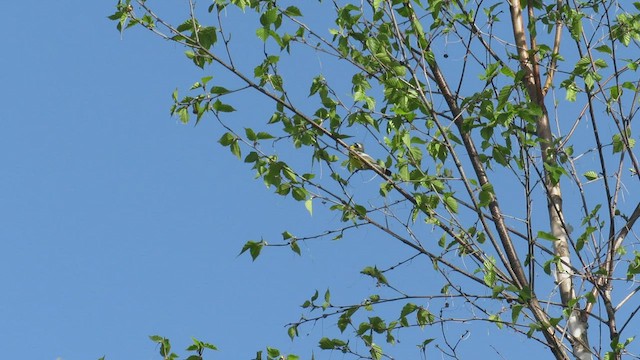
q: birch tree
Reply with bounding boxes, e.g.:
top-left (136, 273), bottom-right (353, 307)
top-left (110, 1), bottom-right (640, 359)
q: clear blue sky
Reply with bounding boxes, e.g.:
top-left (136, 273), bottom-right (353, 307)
top-left (2, 2), bottom-right (566, 359)
top-left (1, 2), bottom-right (395, 359)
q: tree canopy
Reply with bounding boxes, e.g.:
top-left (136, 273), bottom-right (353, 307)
top-left (110, 1), bottom-right (640, 359)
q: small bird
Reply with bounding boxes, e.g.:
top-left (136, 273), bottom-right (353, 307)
top-left (349, 142), bottom-right (391, 176)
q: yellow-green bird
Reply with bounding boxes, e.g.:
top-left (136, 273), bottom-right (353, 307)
top-left (349, 143), bottom-right (391, 176)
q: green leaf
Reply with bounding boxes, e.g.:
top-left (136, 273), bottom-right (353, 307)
top-left (511, 304), bottom-right (523, 323)
top-left (361, 266), bottom-right (389, 286)
top-left (594, 45), bottom-right (612, 54)
top-left (198, 26), bottom-right (217, 49)
top-left (492, 146), bottom-right (509, 166)
top-left (244, 151), bottom-right (259, 163)
top-left (537, 231), bottom-right (558, 242)
top-left (583, 171), bottom-right (598, 181)
top-left (260, 8), bottom-right (278, 26)
top-left (290, 240), bottom-right (301, 255)
top-left (337, 315), bottom-right (350, 332)
top-left (256, 27), bottom-right (269, 41)
top-left (292, 187), bottom-right (306, 201)
top-left (564, 81), bottom-right (578, 101)
top-left (419, 338), bottom-right (435, 350)
top-left (479, 63), bottom-right (500, 81)
top-left (370, 343), bottom-right (382, 360)
top-left (212, 99), bottom-right (236, 113)
top-left (627, 251), bottom-right (640, 280)
top-left (543, 162), bottom-right (567, 185)
top-left (309, 76), bottom-right (325, 96)
top-left (611, 133), bottom-right (634, 153)
top-left (305, 198), bottom-right (313, 216)
top-left (284, 6), bottom-right (302, 17)
top-left (568, 10), bottom-right (584, 40)
top-left (478, 183), bottom-right (494, 207)
top-left (187, 338), bottom-right (217, 352)
top-left (256, 131), bottom-right (275, 140)
top-left (319, 337), bottom-right (347, 350)
top-left (489, 314), bottom-right (503, 329)
top-left (483, 257), bottom-right (496, 287)
top-left (444, 195), bottom-right (458, 213)
top-left (612, 133), bottom-right (623, 153)
top-left (266, 347), bottom-right (280, 358)
top-left (417, 307), bottom-right (433, 327)
top-left (239, 240), bottom-right (264, 260)
top-left (210, 86), bottom-right (230, 95)
top-left (400, 303), bottom-right (418, 317)
top-left (177, 107), bottom-right (190, 124)
top-left (288, 325), bottom-right (298, 340)
top-left (245, 128), bottom-right (257, 141)
top-left (176, 19), bottom-right (195, 32)
top-left (230, 141), bottom-right (241, 159)
top-left (593, 58), bottom-right (608, 69)
top-left (609, 85), bottom-right (620, 101)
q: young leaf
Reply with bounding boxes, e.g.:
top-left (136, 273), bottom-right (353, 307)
top-left (239, 240), bottom-right (265, 260)
top-left (537, 231), bottom-right (559, 242)
top-left (583, 171), bottom-right (598, 181)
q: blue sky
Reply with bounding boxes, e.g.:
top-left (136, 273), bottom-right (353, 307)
top-left (2, 2), bottom-right (410, 359)
top-left (2, 1), bottom-right (306, 358)
top-left (2, 1), bottom-right (615, 359)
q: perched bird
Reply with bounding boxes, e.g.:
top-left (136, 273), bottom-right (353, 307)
top-left (349, 142), bottom-right (391, 176)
